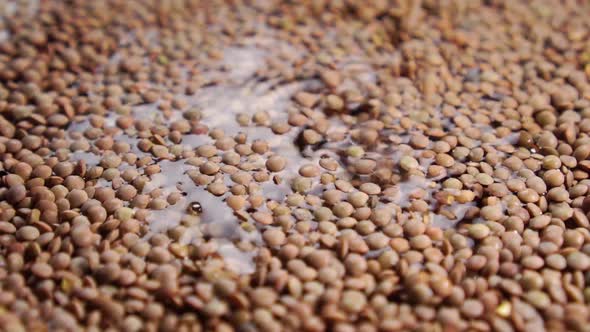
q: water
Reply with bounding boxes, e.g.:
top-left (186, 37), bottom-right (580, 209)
top-left (62, 32), bottom-right (318, 273)
top-left (59, 19), bottom-right (525, 274)
top-left (430, 202), bottom-right (477, 229)
top-left (390, 175), bottom-right (435, 208)
top-left (142, 158), bottom-right (261, 274)
top-left (70, 151), bottom-right (101, 167)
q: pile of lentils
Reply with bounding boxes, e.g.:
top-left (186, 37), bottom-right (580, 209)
top-left (2, 0), bottom-right (590, 331)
